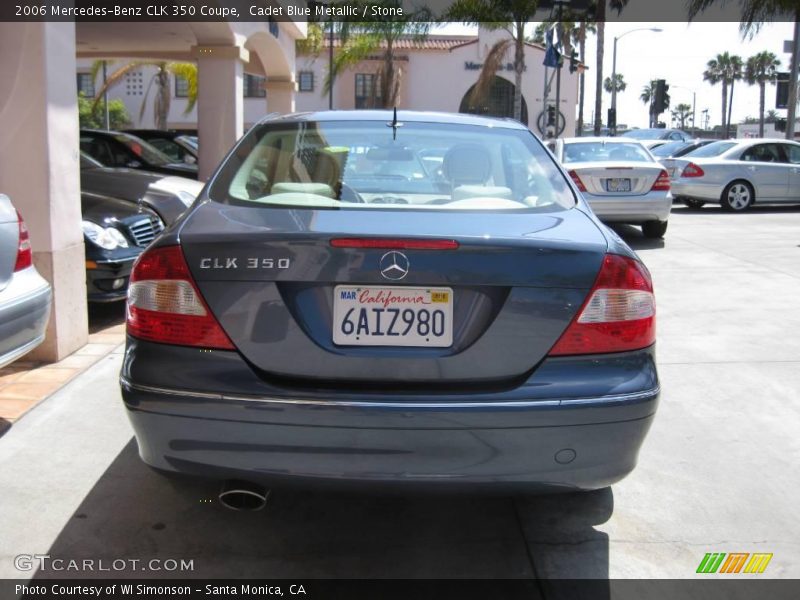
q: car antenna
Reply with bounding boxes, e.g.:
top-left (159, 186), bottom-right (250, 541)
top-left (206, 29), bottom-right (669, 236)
top-left (387, 107), bottom-right (403, 141)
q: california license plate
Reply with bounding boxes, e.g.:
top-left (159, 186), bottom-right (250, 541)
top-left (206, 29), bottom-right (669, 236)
top-left (606, 178), bottom-right (631, 192)
top-left (332, 286), bottom-right (453, 347)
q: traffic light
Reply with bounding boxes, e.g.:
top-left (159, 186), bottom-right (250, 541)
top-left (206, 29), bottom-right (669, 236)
top-left (607, 107), bottom-right (617, 130)
top-left (653, 79), bottom-right (669, 114)
top-left (547, 105), bottom-right (556, 127)
top-left (569, 50), bottom-right (579, 74)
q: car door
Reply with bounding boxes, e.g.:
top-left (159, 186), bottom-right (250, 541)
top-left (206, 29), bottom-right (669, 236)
top-left (780, 143), bottom-right (800, 201)
top-left (737, 143), bottom-right (789, 201)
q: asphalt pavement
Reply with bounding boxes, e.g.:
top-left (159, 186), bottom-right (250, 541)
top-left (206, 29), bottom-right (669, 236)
top-left (0, 205), bottom-right (798, 581)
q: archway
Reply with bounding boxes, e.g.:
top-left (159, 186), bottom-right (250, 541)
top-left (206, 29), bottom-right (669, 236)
top-left (459, 76), bottom-right (528, 125)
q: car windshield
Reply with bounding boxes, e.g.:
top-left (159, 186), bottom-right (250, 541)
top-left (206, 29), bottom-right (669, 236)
top-left (80, 152), bottom-right (104, 169)
top-left (562, 141), bottom-right (653, 163)
top-left (622, 129), bottom-right (665, 140)
top-left (113, 133), bottom-right (173, 166)
top-left (178, 135), bottom-right (198, 150)
top-left (684, 141), bottom-right (737, 158)
top-left (209, 120), bottom-right (576, 212)
top-left (650, 141), bottom-right (688, 157)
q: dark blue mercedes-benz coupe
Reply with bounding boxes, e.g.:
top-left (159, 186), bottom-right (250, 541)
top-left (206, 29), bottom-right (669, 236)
top-left (120, 111), bottom-right (659, 504)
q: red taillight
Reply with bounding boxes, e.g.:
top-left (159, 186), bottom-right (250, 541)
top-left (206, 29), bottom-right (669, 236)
top-left (14, 210), bottom-right (32, 272)
top-left (126, 245), bottom-right (234, 350)
top-left (568, 170), bottom-right (587, 192)
top-left (650, 169), bottom-right (671, 191)
top-left (548, 254), bottom-right (656, 356)
top-left (681, 162), bottom-right (705, 178)
top-left (330, 238), bottom-right (459, 250)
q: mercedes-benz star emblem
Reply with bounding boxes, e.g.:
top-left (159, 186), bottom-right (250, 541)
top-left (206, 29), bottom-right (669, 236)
top-left (379, 251), bottom-right (410, 281)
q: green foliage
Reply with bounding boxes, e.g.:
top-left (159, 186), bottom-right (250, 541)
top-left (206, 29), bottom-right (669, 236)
top-left (78, 92), bottom-right (130, 129)
top-left (745, 51), bottom-right (780, 85)
top-left (603, 73), bottom-right (626, 94)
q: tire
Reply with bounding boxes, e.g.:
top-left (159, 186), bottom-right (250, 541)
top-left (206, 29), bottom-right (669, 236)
top-left (683, 198), bottom-right (706, 209)
top-left (642, 220), bottom-right (668, 239)
top-left (721, 181), bottom-right (754, 211)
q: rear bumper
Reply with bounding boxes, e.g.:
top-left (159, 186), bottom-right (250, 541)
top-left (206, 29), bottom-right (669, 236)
top-left (670, 180), bottom-right (724, 201)
top-left (586, 194), bottom-right (672, 223)
top-left (121, 340), bottom-right (660, 491)
top-left (0, 267), bottom-right (51, 368)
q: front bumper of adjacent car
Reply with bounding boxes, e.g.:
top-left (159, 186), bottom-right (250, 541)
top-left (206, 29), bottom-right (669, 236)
top-left (120, 339), bottom-right (660, 492)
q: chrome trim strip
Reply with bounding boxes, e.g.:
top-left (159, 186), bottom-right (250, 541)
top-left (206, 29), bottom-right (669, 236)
top-left (120, 377), bottom-right (659, 409)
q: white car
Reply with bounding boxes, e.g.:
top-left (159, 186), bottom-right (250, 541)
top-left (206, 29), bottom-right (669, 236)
top-left (670, 139), bottom-right (800, 211)
top-left (549, 137), bottom-right (672, 238)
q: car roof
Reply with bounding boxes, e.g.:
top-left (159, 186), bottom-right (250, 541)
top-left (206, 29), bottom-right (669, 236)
top-left (257, 110), bottom-right (530, 131)
top-left (560, 137), bottom-right (644, 144)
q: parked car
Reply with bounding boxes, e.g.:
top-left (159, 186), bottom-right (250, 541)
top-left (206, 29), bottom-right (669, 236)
top-left (120, 110), bottom-right (660, 504)
top-left (80, 152), bottom-right (202, 224)
top-left (622, 128), bottom-right (693, 143)
top-left (0, 194), bottom-right (51, 368)
top-left (82, 191), bottom-right (164, 302)
top-left (551, 137), bottom-right (672, 238)
top-left (79, 130), bottom-right (198, 179)
top-left (651, 139), bottom-right (717, 159)
top-left (124, 129), bottom-right (198, 165)
top-left (670, 138), bottom-right (800, 211)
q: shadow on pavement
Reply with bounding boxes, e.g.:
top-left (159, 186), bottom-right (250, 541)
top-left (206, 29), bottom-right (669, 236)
top-left (0, 417), bottom-right (10, 439)
top-left (37, 438), bottom-right (612, 587)
top-left (671, 204), bottom-right (800, 215)
top-left (609, 224), bottom-right (666, 251)
top-left (88, 301), bottom-right (126, 334)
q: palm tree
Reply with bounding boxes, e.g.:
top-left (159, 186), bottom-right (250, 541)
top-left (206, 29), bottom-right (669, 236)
top-left (532, 18), bottom-right (597, 135)
top-left (745, 51), bottom-right (781, 137)
top-left (323, 5), bottom-right (432, 109)
top-left (703, 52), bottom-right (742, 139)
top-left (671, 103), bottom-right (693, 129)
top-left (594, 0), bottom-right (630, 135)
top-left (765, 109), bottom-right (780, 123)
top-left (603, 73), bottom-right (626, 95)
top-left (92, 60), bottom-right (197, 130)
top-left (640, 80), bottom-right (670, 127)
top-left (446, 1), bottom-right (542, 122)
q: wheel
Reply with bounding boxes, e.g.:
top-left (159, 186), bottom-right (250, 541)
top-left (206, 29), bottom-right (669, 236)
top-left (721, 181), bottom-right (754, 211)
top-left (683, 198), bottom-right (706, 209)
top-left (642, 220), bottom-right (668, 239)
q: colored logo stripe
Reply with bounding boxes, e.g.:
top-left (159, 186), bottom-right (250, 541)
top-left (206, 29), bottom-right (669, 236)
top-left (697, 553), bottom-right (726, 573)
top-left (719, 553), bottom-right (749, 573)
top-left (744, 553), bottom-right (773, 573)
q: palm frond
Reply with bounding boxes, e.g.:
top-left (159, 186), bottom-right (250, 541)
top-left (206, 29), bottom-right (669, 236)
top-left (467, 38), bottom-right (514, 110)
top-left (91, 61), bottom-right (149, 113)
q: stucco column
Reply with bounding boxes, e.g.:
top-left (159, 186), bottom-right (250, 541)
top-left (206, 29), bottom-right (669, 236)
top-left (192, 45), bottom-right (248, 181)
top-left (265, 78), bottom-right (296, 115)
top-left (0, 22), bottom-right (88, 362)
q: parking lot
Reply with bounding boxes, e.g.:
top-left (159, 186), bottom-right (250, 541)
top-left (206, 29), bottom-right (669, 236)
top-left (0, 204), bottom-right (798, 581)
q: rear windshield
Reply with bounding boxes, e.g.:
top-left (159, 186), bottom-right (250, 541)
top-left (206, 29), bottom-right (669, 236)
top-left (684, 141), bottom-right (737, 158)
top-left (651, 141), bottom-right (688, 157)
top-left (113, 133), bottom-right (173, 166)
top-left (562, 141), bottom-right (653, 163)
top-left (622, 129), bottom-right (664, 140)
top-left (208, 120), bottom-right (576, 212)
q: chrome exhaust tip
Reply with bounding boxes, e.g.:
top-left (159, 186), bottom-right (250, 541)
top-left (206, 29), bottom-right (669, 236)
top-left (218, 480), bottom-right (270, 511)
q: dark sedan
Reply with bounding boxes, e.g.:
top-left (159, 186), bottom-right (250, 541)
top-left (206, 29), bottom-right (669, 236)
top-left (80, 130), bottom-right (198, 179)
top-left (81, 152), bottom-right (202, 224)
top-left (120, 111), bottom-right (659, 505)
top-left (124, 129), bottom-right (198, 165)
top-left (82, 192), bottom-right (164, 302)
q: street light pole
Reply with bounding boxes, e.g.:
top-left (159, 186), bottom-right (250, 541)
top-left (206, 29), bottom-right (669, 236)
top-left (672, 85), bottom-right (697, 134)
top-left (610, 27), bottom-right (663, 135)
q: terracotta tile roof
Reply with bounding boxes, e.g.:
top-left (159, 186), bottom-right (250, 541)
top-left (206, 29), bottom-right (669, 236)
top-left (313, 35), bottom-right (476, 51)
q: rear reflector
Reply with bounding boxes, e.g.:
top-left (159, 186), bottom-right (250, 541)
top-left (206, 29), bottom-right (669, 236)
top-left (567, 170), bottom-right (587, 192)
top-left (650, 169), bottom-right (671, 191)
top-left (126, 245), bottom-right (234, 350)
top-left (14, 210), bottom-right (32, 272)
top-left (330, 238), bottom-right (459, 250)
top-left (681, 162), bottom-right (705, 178)
top-left (548, 254), bottom-right (655, 356)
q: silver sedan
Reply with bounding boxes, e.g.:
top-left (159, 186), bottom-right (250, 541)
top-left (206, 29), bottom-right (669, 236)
top-left (0, 194), bottom-right (51, 368)
top-left (550, 137), bottom-right (672, 238)
top-left (670, 139), bottom-right (800, 211)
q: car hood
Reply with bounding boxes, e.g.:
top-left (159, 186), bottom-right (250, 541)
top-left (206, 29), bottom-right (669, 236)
top-left (81, 192), bottom-right (149, 224)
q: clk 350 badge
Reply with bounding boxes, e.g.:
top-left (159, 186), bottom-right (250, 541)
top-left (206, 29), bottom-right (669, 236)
top-left (199, 258), bottom-right (291, 269)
